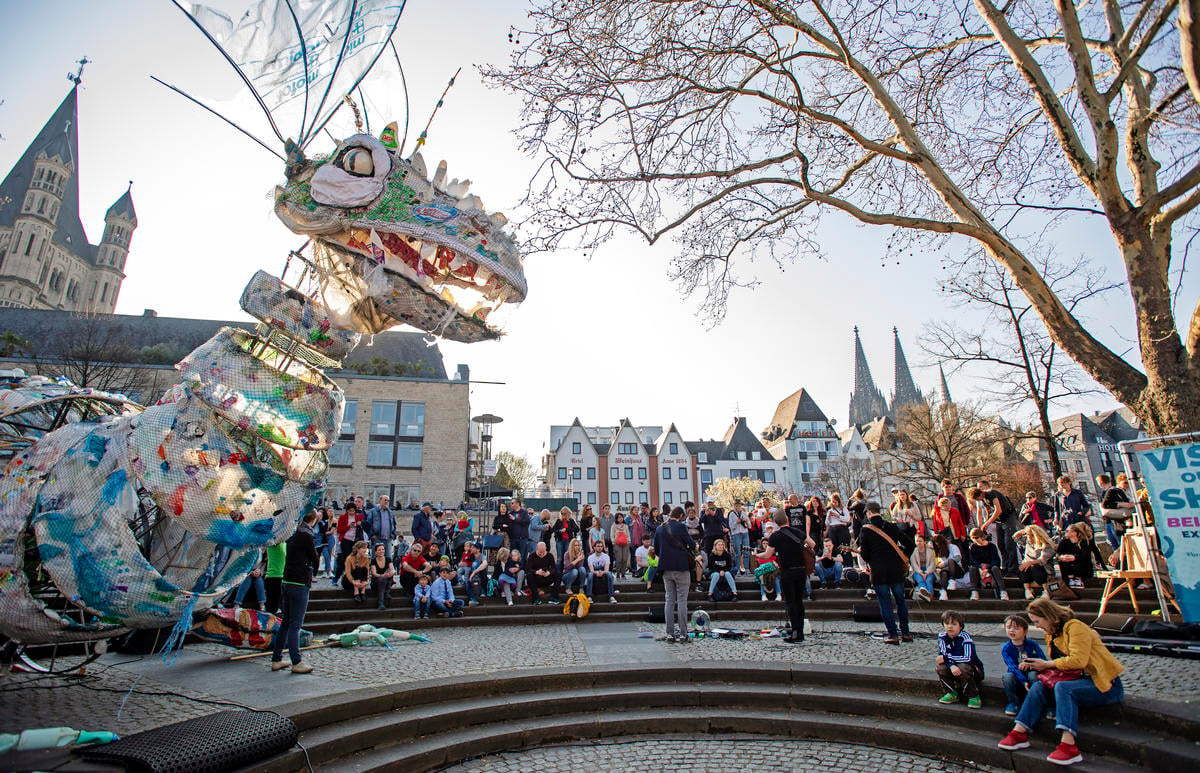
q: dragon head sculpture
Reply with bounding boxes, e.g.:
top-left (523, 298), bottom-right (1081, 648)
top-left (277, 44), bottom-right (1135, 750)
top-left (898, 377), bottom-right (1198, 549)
top-left (274, 126), bottom-right (526, 343)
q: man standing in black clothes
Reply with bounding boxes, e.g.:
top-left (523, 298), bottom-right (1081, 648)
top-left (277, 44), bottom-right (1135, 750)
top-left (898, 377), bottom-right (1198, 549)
top-left (758, 512), bottom-right (815, 643)
top-left (699, 501), bottom-right (728, 554)
top-left (271, 510), bottom-right (321, 674)
top-left (858, 501), bottom-right (916, 646)
top-left (978, 479), bottom-right (1019, 575)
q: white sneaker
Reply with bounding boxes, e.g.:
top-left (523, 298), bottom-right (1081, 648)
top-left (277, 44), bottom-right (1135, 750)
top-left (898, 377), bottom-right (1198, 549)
top-left (609, 596), bottom-right (617, 604)
top-left (939, 590), bottom-right (949, 601)
top-left (970, 591), bottom-right (980, 600)
top-left (761, 593), bottom-right (768, 602)
top-left (1000, 591), bottom-right (1010, 600)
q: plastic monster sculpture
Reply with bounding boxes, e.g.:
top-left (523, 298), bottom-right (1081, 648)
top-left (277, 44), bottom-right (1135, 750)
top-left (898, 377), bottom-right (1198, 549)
top-left (0, 15), bottom-right (525, 652)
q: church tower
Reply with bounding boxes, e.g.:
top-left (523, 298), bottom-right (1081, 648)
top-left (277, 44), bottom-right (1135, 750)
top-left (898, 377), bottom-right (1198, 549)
top-left (890, 327), bottom-right (924, 415)
top-left (0, 69), bottom-right (134, 312)
top-left (848, 326), bottom-right (890, 427)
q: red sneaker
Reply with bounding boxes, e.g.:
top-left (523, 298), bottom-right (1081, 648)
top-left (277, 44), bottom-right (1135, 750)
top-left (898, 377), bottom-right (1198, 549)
top-left (997, 730), bottom-right (1030, 750)
top-left (1047, 743), bottom-right (1083, 766)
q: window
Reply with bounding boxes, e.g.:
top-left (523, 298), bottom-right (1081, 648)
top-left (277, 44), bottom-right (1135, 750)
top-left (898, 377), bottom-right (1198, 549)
top-left (367, 441), bottom-right (394, 467)
top-left (1042, 460), bottom-right (1051, 472)
top-left (806, 441), bottom-right (819, 452)
top-left (610, 467), bottom-right (619, 480)
top-left (680, 491), bottom-right (688, 502)
top-left (669, 443), bottom-right (678, 455)
top-left (678, 467), bottom-right (688, 479)
top-left (393, 485), bottom-right (420, 510)
top-left (763, 470), bottom-right (776, 483)
top-left (751, 451), bottom-right (761, 460)
top-left (574, 492), bottom-right (582, 503)
top-left (624, 467), bottom-right (633, 479)
top-left (737, 451), bottom-right (747, 460)
top-left (731, 469), bottom-right (746, 478)
top-left (394, 444), bottom-right (422, 468)
top-left (637, 467), bottom-right (647, 480)
top-left (698, 452), bottom-right (708, 463)
top-left (747, 470), bottom-right (760, 481)
top-left (572, 467), bottom-right (581, 480)
top-left (587, 492), bottom-right (596, 505)
top-left (363, 483), bottom-right (392, 504)
top-left (618, 442), bottom-right (638, 454)
top-left (572, 442), bottom-right (581, 454)
top-left (399, 402), bottom-right (424, 436)
top-left (663, 467), bottom-right (672, 480)
top-left (587, 467), bottom-right (596, 480)
top-left (664, 492), bottom-right (673, 504)
top-left (610, 492), bottom-right (620, 504)
top-left (1074, 460), bottom-right (1085, 472)
top-left (328, 442), bottom-right (353, 467)
top-left (558, 467), bottom-right (568, 480)
top-left (371, 401), bottom-right (397, 435)
top-left (700, 470), bottom-right (713, 485)
top-left (340, 400), bottom-right (357, 436)
top-left (625, 491), bottom-right (634, 504)
top-left (1100, 452), bottom-right (1112, 467)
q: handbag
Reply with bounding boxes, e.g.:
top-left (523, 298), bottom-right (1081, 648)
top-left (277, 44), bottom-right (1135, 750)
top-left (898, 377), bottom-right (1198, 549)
top-left (1044, 576), bottom-right (1078, 601)
top-left (1037, 668), bottom-right (1085, 688)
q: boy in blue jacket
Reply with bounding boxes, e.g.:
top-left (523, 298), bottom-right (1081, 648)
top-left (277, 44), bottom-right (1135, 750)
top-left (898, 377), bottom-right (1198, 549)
top-left (936, 609), bottom-right (985, 708)
top-left (1001, 614), bottom-right (1047, 716)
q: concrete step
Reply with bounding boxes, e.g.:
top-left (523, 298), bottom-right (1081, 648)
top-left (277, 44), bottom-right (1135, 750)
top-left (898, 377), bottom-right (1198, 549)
top-left (237, 664), bottom-right (1192, 773)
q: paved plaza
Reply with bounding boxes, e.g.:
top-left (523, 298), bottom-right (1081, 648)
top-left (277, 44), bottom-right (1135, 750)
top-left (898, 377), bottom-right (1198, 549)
top-left (4, 616), bottom-right (1198, 740)
top-left (443, 736), bottom-right (1007, 772)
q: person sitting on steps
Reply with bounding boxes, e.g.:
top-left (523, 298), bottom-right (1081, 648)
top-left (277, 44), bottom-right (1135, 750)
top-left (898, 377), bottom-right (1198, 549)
top-left (936, 609), bottom-right (985, 709)
top-left (430, 566), bottom-right (464, 617)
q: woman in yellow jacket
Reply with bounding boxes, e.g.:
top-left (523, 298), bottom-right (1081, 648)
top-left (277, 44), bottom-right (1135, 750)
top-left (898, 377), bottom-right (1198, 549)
top-left (997, 597), bottom-right (1125, 766)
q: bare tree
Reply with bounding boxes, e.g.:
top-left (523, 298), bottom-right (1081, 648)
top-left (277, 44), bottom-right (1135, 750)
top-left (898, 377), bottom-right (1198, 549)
top-left (32, 312), bottom-right (165, 400)
top-left (816, 454), bottom-right (882, 500)
top-left (921, 252), bottom-right (1118, 479)
top-left (495, 450), bottom-right (539, 493)
top-left (487, 0), bottom-right (1200, 434)
top-left (883, 399), bottom-right (1001, 497)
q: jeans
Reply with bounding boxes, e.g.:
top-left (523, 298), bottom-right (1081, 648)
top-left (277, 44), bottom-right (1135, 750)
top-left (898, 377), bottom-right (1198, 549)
top-left (372, 576), bottom-right (393, 607)
top-left (730, 532), bottom-right (750, 572)
top-left (320, 537), bottom-right (335, 574)
top-left (815, 562), bottom-right (842, 587)
top-left (270, 583), bottom-right (310, 665)
top-left (562, 567), bottom-right (584, 593)
top-left (758, 572), bottom-right (782, 598)
top-left (1015, 676), bottom-right (1124, 736)
top-left (432, 598), bottom-right (463, 615)
top-left (662, 570), bottom-right (690, 638)
top-left (1003, 671), bottom-right (1034, 708)
top-left (585, 572), bottom-right (613, 598)
top-left (413, 594), bottom-right (431, 616)
top-left (645, 566), bottom-right (657, 585)
top-left (874, 580), bottom-right (910, 637)
top-left (1104, 520), bottom-right (1122, 552)
top-left (708, 571), bottom-right (736, 596)
top-left (1000, 516), bottom-right (1021, 574)
top-left (911, 571), bottom-right (936, 594)
top-left (234, 574), bottom-right (265, 607)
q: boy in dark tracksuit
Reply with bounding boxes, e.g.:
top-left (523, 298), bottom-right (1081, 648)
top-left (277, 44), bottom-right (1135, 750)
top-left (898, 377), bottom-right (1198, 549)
top-left (936, 609), bottom-right (985, 708)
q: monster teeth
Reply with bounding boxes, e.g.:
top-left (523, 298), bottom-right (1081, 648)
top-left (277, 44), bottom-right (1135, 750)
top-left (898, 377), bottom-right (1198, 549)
top-left (474, 266), bottom-right (492, 287)
top-left (447, 179), bottom-right (472, 198)
top-left (432, 160), bottom-right (448, 190)
top-left (419, 243), bottom-right (436, 262)
top-left (459, 194), bottom-right (483, 212)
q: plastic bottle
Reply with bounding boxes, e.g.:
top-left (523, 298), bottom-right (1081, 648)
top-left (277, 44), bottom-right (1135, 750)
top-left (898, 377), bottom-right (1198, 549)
top-left (0, 727), bottom-right (118, 753)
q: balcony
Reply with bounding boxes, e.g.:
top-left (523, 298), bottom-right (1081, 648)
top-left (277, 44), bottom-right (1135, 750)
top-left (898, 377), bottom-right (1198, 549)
top-left (818, 452), bottom-right (828, 460)
top-left (797, 451), bottom-right (808, 460)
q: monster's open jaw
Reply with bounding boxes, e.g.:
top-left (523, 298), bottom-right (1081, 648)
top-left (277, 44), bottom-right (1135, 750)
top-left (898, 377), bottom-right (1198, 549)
top-left (315, 233), bottom-right (511, 334)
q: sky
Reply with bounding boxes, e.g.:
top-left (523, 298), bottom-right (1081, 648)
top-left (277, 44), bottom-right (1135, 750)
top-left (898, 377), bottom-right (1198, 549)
top-left (1, 0), bottom-right (1192, 469)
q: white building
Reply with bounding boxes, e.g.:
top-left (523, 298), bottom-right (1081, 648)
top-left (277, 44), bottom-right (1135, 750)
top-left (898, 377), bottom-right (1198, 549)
top-left (761, 388), bottom-right (843, 497)
top-left (693, 417), bottom-right (786, 498)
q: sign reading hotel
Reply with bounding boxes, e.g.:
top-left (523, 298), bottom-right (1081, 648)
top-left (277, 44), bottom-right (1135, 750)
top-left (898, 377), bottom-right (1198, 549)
top-left (1136, 441), bottom-right (1200, 622)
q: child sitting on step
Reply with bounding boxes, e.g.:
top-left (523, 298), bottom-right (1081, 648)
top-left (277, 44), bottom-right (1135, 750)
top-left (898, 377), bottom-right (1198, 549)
top-left (1001, 614), bottom-right (1046, 716)
top-left (936, 609), bottom-right (985, 709)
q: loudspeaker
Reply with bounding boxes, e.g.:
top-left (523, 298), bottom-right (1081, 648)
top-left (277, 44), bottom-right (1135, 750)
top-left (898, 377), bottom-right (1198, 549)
top-left (851, 604), bottom-right (883, 623)
top-left (1092, 614), bottom-right (1135, 635)
top-left (647, 607), bottom-right (665, 623)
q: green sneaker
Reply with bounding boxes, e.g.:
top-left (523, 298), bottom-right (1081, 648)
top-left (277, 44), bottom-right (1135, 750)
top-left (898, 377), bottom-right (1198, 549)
top-left (938, 691), bottom-right (958, 704)
top-left (967, 696), bottom-right (982, 709)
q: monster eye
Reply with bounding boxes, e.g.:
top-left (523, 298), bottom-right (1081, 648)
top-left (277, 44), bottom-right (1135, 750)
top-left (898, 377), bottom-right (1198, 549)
top-left (340, 148), bottom-right (374, 177)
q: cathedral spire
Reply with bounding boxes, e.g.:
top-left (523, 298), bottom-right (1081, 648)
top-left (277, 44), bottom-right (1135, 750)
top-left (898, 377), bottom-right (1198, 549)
top-left (891, 327), bottom-right (924, 414)
top-left (849, 327), bottom-right (889, 427)
top-left (939, 363), bottom-right (953, 404)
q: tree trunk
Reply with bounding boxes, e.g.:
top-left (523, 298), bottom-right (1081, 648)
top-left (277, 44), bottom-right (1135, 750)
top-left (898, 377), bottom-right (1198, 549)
top-left (1035, 398), bottom-right (1063, 480)
top-left (1118, 223), bottom-right (1200, 436)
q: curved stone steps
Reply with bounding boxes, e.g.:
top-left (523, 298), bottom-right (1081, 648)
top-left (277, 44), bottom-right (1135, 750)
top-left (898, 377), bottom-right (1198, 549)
top-left (238, 664), bottom-right (1197, 773)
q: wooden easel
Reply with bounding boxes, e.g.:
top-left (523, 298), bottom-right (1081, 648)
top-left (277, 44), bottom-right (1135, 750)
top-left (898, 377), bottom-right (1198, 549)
top-left (1094, 527), bottom-right (1181, 618)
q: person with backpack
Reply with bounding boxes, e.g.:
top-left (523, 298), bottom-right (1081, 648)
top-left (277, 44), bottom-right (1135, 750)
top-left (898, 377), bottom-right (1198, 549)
top-left (859, 500), bottom-right (916, 645)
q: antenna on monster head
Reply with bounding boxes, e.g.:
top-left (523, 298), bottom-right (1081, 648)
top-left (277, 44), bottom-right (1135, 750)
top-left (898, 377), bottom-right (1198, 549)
top-left (389, 39), bottom-right (411, 154)
top-left (150, 75), bottom-right (286, 161)
top-left (167, 0), bottom-right (287, 146)
top-left (412, 67), bottom-right (462, 154)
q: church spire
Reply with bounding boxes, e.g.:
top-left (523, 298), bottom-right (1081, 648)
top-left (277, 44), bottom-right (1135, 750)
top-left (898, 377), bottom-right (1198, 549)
top-left (891, 327), bottom-right (924, 414)
top-left (939, 363), bottom-right (953, 404)
top-left (849, 327), bottom-right (890, 427)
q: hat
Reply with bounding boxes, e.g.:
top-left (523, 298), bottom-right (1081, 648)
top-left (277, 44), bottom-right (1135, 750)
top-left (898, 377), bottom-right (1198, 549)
top-left (421, 502), bottom-right (433, 509)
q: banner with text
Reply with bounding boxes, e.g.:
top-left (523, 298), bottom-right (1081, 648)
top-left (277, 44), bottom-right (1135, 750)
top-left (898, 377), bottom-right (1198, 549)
top-left (1137, 441), bottom-right (1200, 622)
